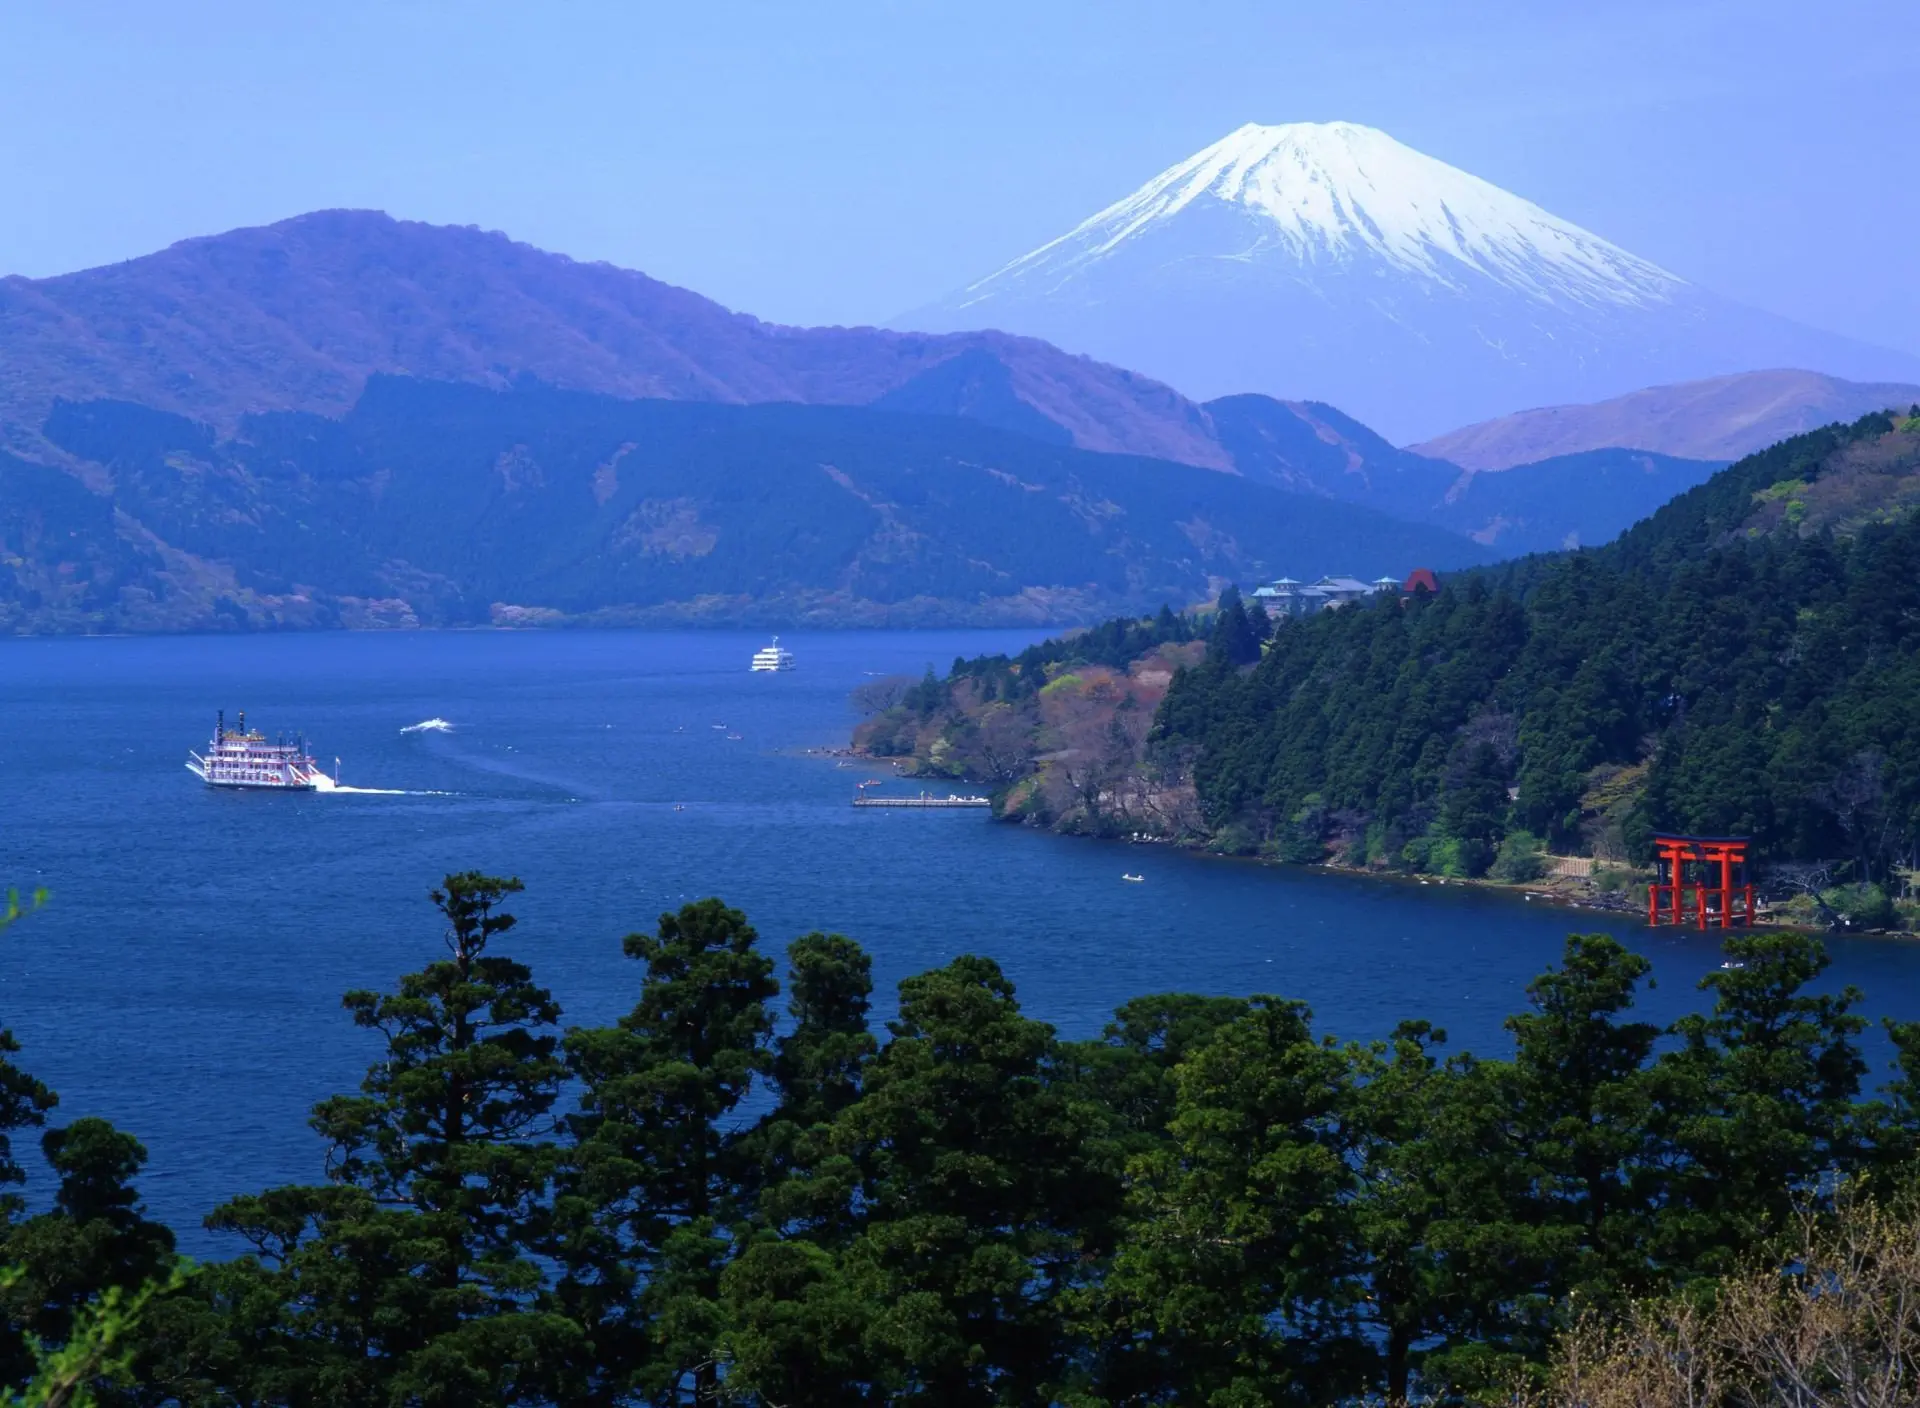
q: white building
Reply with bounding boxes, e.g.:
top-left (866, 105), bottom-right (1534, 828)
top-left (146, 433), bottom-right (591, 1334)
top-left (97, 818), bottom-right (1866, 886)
top-left (1251, 574), bottom-right (1395, 618)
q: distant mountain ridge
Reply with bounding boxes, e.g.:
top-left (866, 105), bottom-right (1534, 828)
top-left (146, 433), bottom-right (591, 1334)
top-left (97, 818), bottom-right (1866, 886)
top-left (897, 121), bottom-right (1920, 441)
top-left (0, 209), bottom-right (1231, 469)
top-left (0, 377), bottom-right (1491, 634)
top-left (1412, 369), bottom-right (1920, 470)
top-left (0, 208), bottom-right (1873, 600)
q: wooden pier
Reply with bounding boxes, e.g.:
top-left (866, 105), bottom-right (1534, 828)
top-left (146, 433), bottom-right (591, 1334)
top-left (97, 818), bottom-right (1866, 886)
top-left (852, 793), bottom-right (991, 809)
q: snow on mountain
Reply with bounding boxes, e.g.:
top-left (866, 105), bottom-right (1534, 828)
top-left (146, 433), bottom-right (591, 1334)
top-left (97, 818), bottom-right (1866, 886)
top-left (901, 122), bottom-right (1920, 443)
top-left (966, 122), bottom-right (1682, 311)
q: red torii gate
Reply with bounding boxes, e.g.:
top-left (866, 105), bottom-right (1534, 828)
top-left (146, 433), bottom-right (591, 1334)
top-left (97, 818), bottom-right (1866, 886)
top-left (1648, 834), bottom-right (1755, 928)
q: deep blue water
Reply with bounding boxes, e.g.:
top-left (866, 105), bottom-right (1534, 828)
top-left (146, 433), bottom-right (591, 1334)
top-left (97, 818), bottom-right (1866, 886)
top-left (3, 628), bottom-right (1918, 1251)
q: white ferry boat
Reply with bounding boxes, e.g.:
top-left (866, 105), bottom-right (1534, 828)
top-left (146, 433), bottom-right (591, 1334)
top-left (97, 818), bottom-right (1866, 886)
top-left (186, 710), bottom-right (330, 790)
top-left (750, 637), bottom-right (795, 672)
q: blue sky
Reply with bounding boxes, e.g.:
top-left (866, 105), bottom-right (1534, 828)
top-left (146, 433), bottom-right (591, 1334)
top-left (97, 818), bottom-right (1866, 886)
top-left (3, 0), bottom-right (1915, 352)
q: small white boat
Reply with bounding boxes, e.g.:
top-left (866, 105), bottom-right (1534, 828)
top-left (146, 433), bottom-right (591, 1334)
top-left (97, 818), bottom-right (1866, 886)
top-left (1720, 960), bottom-right (1746, 971)
top-left (1122, 873), bottom-right (1145, 883)
top-left (751, 636), bottom-right (795, 672)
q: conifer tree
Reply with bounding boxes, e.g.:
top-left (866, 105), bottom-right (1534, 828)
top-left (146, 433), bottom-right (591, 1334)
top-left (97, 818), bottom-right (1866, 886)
top-left (1207, 585), bottom-right (1260, 668)
top-left (555, 898), bottom-right (779, 1404)
top-left (0, 890), bottom-right (56, 1228)
top-left (832, 956), bottom-right (1101, 1405)
top-left (1345, 1021), bottom-right (1473, 1403)
top-left (204, 872), bottom-right (580, 1404)
top-left (1653, 931), bottom-right (1868, 1274)
top-left (716, 934), bottom-right (879, 1405)
top-left (1085, 997), bottom-right (1358, 1404)
top-left (770, 933), bottom-right (877, 1138)
top-left (1504, 935), bottom-right (1661, 1302)
top-left (1, 1119), bottom-right (175, 1345)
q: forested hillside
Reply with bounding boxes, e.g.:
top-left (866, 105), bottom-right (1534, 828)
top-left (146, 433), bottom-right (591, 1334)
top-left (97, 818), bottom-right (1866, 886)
top-left (0, 378), bottom-right (1489, 633)
top-left (861, 409), bottom-right (1920, 906)
top-left (1158, 408), bottom-right (1920, 889)
top-left (3, 875), bottom-right (1919, 1403)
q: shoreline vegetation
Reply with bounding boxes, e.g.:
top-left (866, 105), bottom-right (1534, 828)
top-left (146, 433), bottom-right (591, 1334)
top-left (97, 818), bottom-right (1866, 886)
top-left (851, 410), bottom-right (1920, 940)
top-left (846, 645), bottom-right (1678, 927)
top-left (6, 874), bottom-right (1920, 1402)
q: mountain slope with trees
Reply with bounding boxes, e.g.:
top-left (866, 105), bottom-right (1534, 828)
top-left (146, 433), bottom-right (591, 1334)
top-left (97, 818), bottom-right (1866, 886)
top-left (0, 209), bottom-right (1806, 573)
top-left (861, 409), bottom-right (1920, 912)
top-left (0, 377), bottom-right (1491, 633)
top-left (1156, 408), bottom-right (1920, 893)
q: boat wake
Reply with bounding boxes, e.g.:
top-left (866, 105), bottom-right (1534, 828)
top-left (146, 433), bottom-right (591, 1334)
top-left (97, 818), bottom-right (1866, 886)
top-left (309, 774), bottom-right (449, 797)
top-left (400, 718), bottom-right (454, 734)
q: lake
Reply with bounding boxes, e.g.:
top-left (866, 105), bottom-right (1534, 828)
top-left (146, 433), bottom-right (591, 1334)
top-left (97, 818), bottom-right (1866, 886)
top-left (3, 628), bottom-right (1918, 1249)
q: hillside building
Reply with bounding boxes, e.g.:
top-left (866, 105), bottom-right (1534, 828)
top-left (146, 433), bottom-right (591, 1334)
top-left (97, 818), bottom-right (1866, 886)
top-left (1251, 574), bottom-right (1400, 618)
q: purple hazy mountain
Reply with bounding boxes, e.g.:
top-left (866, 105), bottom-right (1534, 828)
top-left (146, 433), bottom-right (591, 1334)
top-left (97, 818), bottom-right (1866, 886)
top-left (895, 122), bottom-right (1920, 443)
top-left (0, 209), bottom-right (1230, 469)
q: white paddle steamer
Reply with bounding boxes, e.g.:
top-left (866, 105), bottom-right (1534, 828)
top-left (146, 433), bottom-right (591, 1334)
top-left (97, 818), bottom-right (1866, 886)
top-left (187, 710), bottom-right (329, 790)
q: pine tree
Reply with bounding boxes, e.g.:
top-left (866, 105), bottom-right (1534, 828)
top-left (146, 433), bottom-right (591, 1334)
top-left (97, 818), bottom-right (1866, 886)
top-left (0, 890), bottom-right (57, 1229)
top-left (1652, 932), bottom-right (1868, 1275)
top-left (204, 872), bottom-right (580, 1404)
top-left (555, 898), bottom-right (779, 1404)
top-left (1490, 937), bottom-right (1663, 1300)
top-left (1094, 997), bottom-right (1360, 1404)
top-left (1207, 586), bottom-right (1260, 668)
top-left (832, 956), bottom-right (1101, 1405)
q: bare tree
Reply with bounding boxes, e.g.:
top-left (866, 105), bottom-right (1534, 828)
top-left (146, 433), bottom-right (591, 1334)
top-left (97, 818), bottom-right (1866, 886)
top-left (950, 702), bottom-right (1037, 785)
top-left (1768, 861), bottom-right (1846, 930)
top-left (1518, 1189), bottom-right (1920, 1408)
top-left (849, 674), bottom-right (917, 717)
top-left (1818, 750), bottom-right (1897, 883)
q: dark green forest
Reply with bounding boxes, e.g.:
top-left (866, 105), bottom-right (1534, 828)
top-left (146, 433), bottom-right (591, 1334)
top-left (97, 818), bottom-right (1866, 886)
top-left (1156, 409), bottom-right (1920, 895)
top-left (3, 875), bottom-right (1920, 1404)
top-left (0, 379), bottom-right (1488, 635)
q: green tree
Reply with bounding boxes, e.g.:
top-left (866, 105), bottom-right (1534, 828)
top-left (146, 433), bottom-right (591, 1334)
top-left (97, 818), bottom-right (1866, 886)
top-left (0, 890), bottom-right (56, 1228)
top-left (1207, 586), bottom-right (1260, 669)
top-left (747, 934), bottom-right (878, 1241)
top-left (831, 956), bottom-right (1102, 1405)
top-left (204, 872), bottom-right (580, 1404)
top-left (1094, 998), bottom-right (1360, 1404)
top-left (1652, 931), bottom-right (1867, 1275)
top-left (555, 898), bottom-right (778, 1404)
top-left (1441, 743), bottom-right (1510, 877)
top-left (1504, 935), bottom-right (1661, 1303)
top-left (1342, 1021), bottom-right (1533, 1403)
top-left (0, 1119), bottom-right (175, 1390)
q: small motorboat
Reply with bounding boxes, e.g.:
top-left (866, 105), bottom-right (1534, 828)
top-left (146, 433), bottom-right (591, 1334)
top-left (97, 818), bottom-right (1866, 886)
top-left (1121, 873), bottom-right (1145, 883)
top-left (1720, 960), bottom-right (1746, 971)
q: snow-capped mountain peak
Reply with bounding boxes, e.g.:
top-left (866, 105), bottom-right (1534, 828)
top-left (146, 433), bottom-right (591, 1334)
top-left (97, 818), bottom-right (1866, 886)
top-left (968, 120), bottom-right (1682, 311)
top-left (899, 120), bottom-right (1920, 442)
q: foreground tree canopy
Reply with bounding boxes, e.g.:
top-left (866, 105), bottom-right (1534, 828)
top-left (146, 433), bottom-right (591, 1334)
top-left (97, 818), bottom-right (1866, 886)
top-left (4, 874), bottom-right (1920, 1404)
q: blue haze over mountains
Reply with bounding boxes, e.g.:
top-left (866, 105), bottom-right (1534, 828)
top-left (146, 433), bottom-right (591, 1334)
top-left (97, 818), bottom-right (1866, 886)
top-left (3, 116), bottom-right (1919, 634)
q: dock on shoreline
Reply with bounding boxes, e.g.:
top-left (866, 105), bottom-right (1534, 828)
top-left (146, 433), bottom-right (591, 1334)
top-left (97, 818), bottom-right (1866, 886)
top-left (852, 793), bottom-right (991, 809)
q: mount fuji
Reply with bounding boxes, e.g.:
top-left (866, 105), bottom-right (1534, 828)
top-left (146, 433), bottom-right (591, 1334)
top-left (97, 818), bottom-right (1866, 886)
top-left (897, 122), bottom-right (1920, 443)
